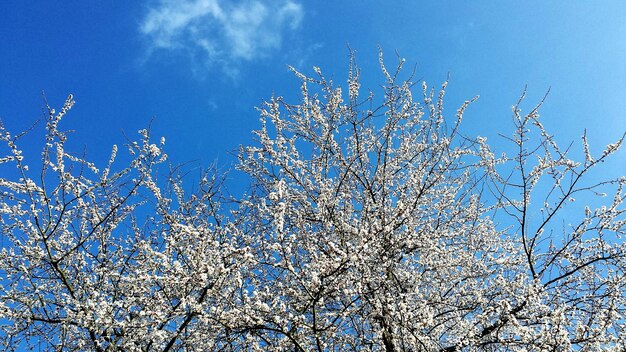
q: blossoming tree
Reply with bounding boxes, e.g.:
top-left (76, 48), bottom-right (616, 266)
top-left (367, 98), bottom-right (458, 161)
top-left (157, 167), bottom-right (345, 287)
top-left (1, 53), bottom-right (625, 351)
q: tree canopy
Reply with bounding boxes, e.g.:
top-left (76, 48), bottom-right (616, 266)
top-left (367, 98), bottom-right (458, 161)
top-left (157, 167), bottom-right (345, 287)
top-left (1, 54), bottom-right (625, 351)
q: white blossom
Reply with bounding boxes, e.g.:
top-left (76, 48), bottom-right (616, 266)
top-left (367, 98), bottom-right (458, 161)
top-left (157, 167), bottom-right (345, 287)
top-left (1, 56), bottom-right (626, 351)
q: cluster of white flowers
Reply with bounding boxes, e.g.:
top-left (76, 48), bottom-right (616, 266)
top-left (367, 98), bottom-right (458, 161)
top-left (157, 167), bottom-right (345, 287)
top-left (1, 55), bottom-right (626, 351)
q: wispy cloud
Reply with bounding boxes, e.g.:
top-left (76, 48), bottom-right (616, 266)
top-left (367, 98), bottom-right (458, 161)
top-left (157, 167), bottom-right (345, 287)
top-left (140, 0), bottom-right (303, 76)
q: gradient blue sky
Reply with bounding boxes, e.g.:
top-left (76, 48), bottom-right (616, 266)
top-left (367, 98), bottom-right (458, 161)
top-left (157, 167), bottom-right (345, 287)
top-left (1, 1), bottom-right (625, 185)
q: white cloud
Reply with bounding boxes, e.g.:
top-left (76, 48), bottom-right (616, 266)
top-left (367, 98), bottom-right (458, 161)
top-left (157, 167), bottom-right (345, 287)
top-left (140, 0), bottom-right (303, 73)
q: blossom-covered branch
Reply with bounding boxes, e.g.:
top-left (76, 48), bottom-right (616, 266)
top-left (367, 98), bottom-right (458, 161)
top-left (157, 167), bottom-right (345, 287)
top-left (1, 52), bottom-right (625, 351)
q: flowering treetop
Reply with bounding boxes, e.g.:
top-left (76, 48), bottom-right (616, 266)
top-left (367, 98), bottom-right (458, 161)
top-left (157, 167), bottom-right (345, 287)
top-left (1, 53), bottom-right (625, 351)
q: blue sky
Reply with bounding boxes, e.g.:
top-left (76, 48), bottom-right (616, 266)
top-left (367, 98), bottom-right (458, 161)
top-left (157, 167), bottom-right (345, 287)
top-left (1, 1), bottom-right (626, 187)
